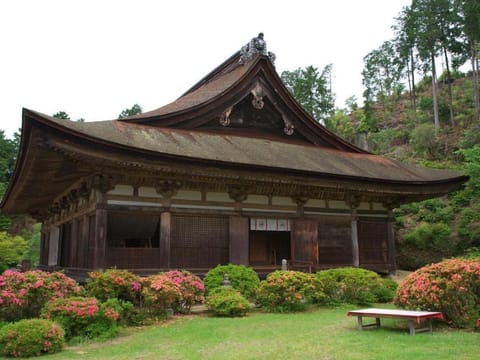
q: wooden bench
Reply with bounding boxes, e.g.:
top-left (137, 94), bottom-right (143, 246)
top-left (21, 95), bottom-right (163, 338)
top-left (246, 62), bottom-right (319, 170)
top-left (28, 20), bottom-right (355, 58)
top-left (347, 308), bottom-right (444, 335)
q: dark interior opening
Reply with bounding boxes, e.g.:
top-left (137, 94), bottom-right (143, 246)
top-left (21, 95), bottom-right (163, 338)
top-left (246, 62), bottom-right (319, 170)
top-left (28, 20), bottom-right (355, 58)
top-left (249, 231), bottom-right (291, 265)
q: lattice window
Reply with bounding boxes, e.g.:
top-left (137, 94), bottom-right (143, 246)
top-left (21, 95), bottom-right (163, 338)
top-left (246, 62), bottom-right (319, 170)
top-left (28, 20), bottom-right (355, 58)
top-left (171, 215), bottom-right (229, 268)
top-left (358, 219), bottom-right (388, 264)
top-left (318, 216), bottom-right (352, 264)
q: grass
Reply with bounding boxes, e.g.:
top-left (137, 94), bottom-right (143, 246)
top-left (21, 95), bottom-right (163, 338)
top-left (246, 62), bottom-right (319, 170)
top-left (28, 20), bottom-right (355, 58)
top-left (29, 305), bottom-right (479, 360)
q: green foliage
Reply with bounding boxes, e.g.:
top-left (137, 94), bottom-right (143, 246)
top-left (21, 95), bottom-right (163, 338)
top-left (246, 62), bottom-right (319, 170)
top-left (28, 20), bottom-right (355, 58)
top-left (0, 232), bottom-right (28, 272)
top-left (394, 258), bottom-right (480, 327)
top-left (0, 270), bottom-right (82, 322)
top-left (324, 109), bottom-right (356, 142)
top-left (281, 65), bottom-right (335, 123)
top-left (205, 287), bottom-right (250, 317)
top-left (256, 271), bottom-right (315, 312)
top-left (118, 104), bottom-right (142, 119)
top-left (314, 267), bottom-right (395, 306)
top-left (20, 223), bottom-right (41, 268)
top-left (399, 222), bottom-right (452, 269)
top-left (456, 202), bottom-right (480, 251)
top-left (204, 264), bottom-right (260, 299)
top-left (42, 296), bottom-right (119, 341)
top-left (85, 268), bottom-right (141, 303)
top-left (368, 127), bottom-right (406, 154)
top-left (410, 123), bottom-right (439, 157)
top-left (52, 111), bottom-right (71, 120)
top-left (0, 319), bottom-right (64, 357)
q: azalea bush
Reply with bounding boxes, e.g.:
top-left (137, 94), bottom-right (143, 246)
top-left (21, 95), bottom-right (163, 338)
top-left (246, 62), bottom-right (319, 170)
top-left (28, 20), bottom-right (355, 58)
top-left (314, 267), bottom-right (396, 305)
top-left (42, 296), bottom-right (120, 341)
top-left (164, 270), bottom-right (205, 314)
top-left (141, 274), bottom-right (182, 315)
top-left (394, 258), bottom-right (480, 327)
top-left (205, 287), bottom-right (250, 317)
top-left (0, 270), bottom-right (81, 321)
top-left (0, 319), bottom-right (64, 358)
top-left (256, 271), bottom-right (315, 312)
top-left (85, 268), bottom-right (141, 304)
top-left (204, 264), bottom-right (260, 299)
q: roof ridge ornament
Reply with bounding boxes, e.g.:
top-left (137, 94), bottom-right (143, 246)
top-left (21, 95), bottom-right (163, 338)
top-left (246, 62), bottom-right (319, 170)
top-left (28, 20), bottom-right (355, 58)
top-left (239, 33), bottom-right (276, 65)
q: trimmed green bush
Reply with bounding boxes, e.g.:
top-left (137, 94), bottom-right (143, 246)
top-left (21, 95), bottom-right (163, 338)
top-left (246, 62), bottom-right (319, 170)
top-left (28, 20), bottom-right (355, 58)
top-left (394, 258), bottom-right (480, 328)
top-left (314, 267), bottom-right (393, 305)
top-left (205, 287), bottom-right (250, 317)
top-left (42, 296), bottom-right (119, 341)
top-left (0, 319), bottom-right (64, 357)
top-left (256, 271), bottom-right (315, 312)
top-left (204, 264), bottom-right (260, 299)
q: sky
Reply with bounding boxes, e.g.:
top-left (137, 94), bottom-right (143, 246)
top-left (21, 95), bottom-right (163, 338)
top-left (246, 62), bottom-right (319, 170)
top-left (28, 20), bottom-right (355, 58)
top-left (0, 0), bottom-right (411, 138)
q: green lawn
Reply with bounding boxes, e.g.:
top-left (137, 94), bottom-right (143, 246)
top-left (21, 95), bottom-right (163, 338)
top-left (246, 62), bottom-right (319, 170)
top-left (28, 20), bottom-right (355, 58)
top-left (33, 306), bottom-right (478, 360)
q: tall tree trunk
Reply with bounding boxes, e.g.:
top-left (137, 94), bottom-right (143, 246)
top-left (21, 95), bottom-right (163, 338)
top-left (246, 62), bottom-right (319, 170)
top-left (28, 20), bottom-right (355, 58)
top-left (410, 48), bottom-right (417, 113)
top-left (443, 47), bottom-right (455, 126)
top-left (472, 40), bottom-right (480, 123)
top-left (431, 54), bottom-right (440, 134)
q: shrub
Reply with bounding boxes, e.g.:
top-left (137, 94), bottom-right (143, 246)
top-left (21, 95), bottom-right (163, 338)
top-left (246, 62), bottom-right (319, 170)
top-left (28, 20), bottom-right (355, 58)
top-left (256, 271), bottom-right (315, 312)
top-left (403, 222), bottom-right (451, 251)
top-left (141, 274), bottom-right (182, 315)
top-left (0, 319), bottom-right (64, 357)
top-left (205, 287), bottom-right (250, 317)
top-left (0, 270), bottom-right (81, 322)
top-left (163, 270), bottom-right (205, 314)
top-left (394, 258), bottom-right (480, 327)
top-left (0, 232), bottom-right (28, 273)
top-left (314, 267), bottom-right (390, 305)
top-left (85, 268), bottom-right (141, 303)
top-left (42, 296), bottom-right (119, 341)
top-left (204, 264), bottom-right (260, 299)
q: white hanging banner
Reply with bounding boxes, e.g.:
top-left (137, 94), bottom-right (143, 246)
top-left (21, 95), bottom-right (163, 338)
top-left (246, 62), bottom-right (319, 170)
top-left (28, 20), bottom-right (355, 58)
top-left (250, 218), bottom-right (290, 231)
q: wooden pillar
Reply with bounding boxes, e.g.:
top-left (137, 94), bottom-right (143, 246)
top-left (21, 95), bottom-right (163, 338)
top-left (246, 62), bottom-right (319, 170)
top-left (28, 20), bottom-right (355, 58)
top-left (159, 212), bottom-right (171, 269)
top-left (351, 208), bottom-right (359, 267)
top-left (92, 190), bottom-right (107, 270)
top-left (386, 209), bottom-right (396, 273)
top-left (229, 216), bottom-right (249, 265)
top-left (48, 226), bottom-right (60, 266)
top-left (70, 219), bottom-right (79, 268)
top-left (40, 224), bottom-right (50, 266)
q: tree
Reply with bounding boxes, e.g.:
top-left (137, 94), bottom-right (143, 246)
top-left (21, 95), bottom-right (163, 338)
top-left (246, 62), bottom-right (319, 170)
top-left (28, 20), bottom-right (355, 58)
top-left (394, 5), bottom-right (420, 114)
top-left (0, 232), bottom-right (28, 272)
top-left (362, 40), bottom-right (404, 118)
top-left (52, 111), bottom-right (71, 120)
top-left (457, 0), bottom-right (480, 122)
top-left (118, 104), bottom-right (142, 119)
top-left (280, 65), bottom-right (335, 123)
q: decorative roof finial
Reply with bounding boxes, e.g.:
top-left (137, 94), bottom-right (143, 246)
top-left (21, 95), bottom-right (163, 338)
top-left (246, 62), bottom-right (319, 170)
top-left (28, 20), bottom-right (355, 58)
top-left (239, 33), bottom-right (276, 65)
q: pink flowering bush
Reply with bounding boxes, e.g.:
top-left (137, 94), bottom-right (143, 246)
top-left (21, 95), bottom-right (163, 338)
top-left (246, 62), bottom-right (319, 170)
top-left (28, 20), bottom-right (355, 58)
top-left (0, 270), bottom-right (81, 321)
top-left (394, 258), bottom-right (480, 327)
top-left (0, 319), bottom-right (64, 358)
top-left (164, 270), bottom-right (205, 314)
top-left (141, 274), bottom-right (182, 315)
top-left (42, 296), bottom-right (120, 340)
top-left (85, 268), bottom-right (141, 304)
top-left (256, 271), bottom-right (316, 312)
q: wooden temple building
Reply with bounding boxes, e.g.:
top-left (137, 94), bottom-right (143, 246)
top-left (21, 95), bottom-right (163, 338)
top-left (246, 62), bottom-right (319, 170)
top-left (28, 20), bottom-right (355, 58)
top-left (1, 34), bottom-right (467, 279)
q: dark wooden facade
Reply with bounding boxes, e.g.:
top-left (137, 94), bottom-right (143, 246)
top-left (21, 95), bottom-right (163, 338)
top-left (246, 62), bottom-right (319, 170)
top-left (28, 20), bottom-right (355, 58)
top-left (1, 36), bottom-right (467, 279)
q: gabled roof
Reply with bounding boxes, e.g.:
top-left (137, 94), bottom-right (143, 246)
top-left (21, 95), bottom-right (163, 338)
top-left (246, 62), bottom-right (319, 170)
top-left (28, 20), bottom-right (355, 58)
top-left (0, 41), bottom-right (468, 215)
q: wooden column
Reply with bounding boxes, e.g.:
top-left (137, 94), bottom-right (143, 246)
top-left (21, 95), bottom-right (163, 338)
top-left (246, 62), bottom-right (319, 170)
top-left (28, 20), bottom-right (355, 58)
top-left (229, 216), bottom-right (249, 265)
top-left (351, 208), bottom-right (359, 267)
top-left (386, 209), bottom-right (396, 273)
top-left (92, 190), bottom-right (107, 270)
top-left (40, 224), bottom-right (50, 266)
top-left (159, 212), bottom-right (171, 269)
top-left (70, 220), bottom-right (79, 268)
